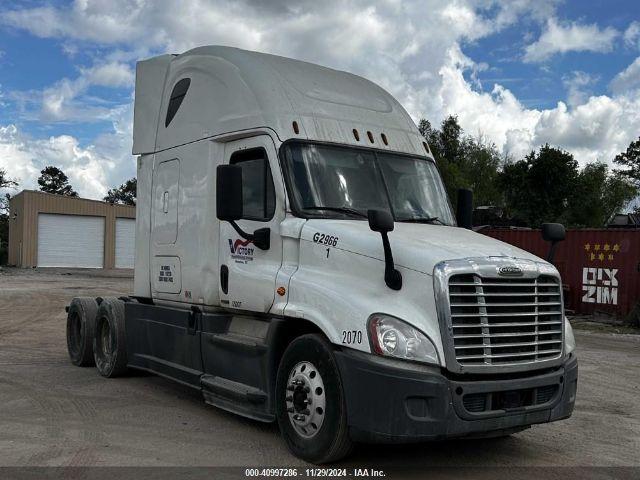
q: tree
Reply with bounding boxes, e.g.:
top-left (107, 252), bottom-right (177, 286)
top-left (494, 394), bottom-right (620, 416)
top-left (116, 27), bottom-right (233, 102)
top-left (567, 163), bottom-right (637, 227)
top-left (418, 115), bottom-right (637, 228)
top-left (459, 136), bottom-right (502, 207)
top-left (418, 115), bottom-right (502, 207)
top-left (0, 168), bottom-right (18, 213)
top-left (0, 168), bottom-right (18, 264)
top-left (603, 172), bottom-right (638, 221)
top-left (418, 118), bottom-right (443, 163)
top-left (499, 158), bottom-right (530, 221)
top-left (614, 136), bottom-right (640, 184)
top-left (500, 145), bottom-right (578, 227)
top-left (37, 166), bottom-right (78, 197)
top-left (104, 178), bottom-right (137, 206)
top-left (439, 115), bottom-right (463, 164)
top-left (417, 119), bottom-right (432, 141)
top-left (0, 195), bottom-right (10, 264)
top-left (613, 137), bottom-right (640, 214)
top-left (0, 169), bottom-right (17, 187)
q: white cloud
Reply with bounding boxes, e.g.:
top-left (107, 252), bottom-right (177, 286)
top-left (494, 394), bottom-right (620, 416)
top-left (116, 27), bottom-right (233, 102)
top-left (0, 124), bottom-right (108, 198)
top-left (1, 2), bottom-right (146, 45)
top-left (523, 19), bottom-right (619, 63)
top-left (624, 21), bottom-right (640, 49)
top-left (563, 71), bottom-right (598, 107)
top-left (61, 42), bottom-right (79, 58)
top-left (436, 48), bottom-right (540, 160)
top-left (38, 61), bottom-right (133, 121)
top-left (0, 104), bottom-right (134, 199)
top-left (433, 47), bottom-right (640, 164)
top-left (610, 57), bottom-right (640, 95)
top-left (82, 62), bottom-right (134, 88)
top-left (535, 96), bottom-right (626, 154)
top-left (0, 0), bottom-right (639, 200)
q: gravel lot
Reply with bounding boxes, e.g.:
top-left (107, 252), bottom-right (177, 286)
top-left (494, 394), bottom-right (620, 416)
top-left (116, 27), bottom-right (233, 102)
top-left (0, 268), bottom-right (638, 470)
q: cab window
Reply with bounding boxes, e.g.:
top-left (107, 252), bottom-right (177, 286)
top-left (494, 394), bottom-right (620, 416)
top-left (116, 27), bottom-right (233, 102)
top-left (165, 78), bottom-right (190, 127)
top-left (229, 148), bottom-right (276, 221)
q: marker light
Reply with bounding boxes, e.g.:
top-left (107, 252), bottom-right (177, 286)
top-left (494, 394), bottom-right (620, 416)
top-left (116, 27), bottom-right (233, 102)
top-left (565, 317), bottom-right (576, 355)
top-left (368, 314), bottom-right (439, 365)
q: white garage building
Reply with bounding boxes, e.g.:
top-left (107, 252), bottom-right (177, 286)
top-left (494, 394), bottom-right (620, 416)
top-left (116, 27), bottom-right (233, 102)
top-left (8, 190), bottom-right (136, 270)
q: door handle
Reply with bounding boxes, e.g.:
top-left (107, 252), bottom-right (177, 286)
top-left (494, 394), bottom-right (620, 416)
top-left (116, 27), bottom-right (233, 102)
top-left (188, 306), bottom-right (201, 335)
top-left (162, 191), bottom-right (169, 213)
top-left (220, 265), bottom-right (229, 294)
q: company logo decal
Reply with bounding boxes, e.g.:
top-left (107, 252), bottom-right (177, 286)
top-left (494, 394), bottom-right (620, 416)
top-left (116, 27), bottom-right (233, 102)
top-left (228, 238), bottom-right (254, 264)
top-left (584, 242), bottom-right (620, 263)
top-left (582, 268), bottom-right (618, 305)
top-left (498, 265), bottom-right (523, 276)
top-left (582, 241), bottom-right (622, 305)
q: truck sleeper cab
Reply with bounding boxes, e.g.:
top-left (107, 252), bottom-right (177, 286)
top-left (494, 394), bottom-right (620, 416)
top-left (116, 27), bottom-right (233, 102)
top-left (66, 46), bottom-right (577, 464)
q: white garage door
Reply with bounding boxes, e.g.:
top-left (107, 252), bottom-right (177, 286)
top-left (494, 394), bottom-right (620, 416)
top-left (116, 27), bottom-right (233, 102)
top-left (37, 214), bottom-right (105, 268)
top-left (115, 218), bottom-right (135, 269)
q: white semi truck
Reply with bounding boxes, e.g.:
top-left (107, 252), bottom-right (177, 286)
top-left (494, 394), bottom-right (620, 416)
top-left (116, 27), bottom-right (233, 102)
top-left (66, 46), bottom-right (577, 463)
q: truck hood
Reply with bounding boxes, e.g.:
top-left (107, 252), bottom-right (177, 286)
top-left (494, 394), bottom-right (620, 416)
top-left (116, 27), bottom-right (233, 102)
top-left (301, 220), bottom-right (547, 274)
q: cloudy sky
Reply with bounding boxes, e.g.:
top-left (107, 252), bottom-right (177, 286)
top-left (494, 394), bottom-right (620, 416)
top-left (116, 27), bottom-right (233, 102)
top-left (1, 0), bottom-right (639, 199)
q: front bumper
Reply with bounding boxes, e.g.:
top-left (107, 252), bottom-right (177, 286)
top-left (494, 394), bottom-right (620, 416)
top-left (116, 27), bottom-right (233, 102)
top-left (335, 349), bottom-right (578, 443)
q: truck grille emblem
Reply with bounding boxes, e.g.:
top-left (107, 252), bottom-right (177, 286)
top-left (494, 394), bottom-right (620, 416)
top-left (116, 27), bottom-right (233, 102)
top-left (498, 265), bottom-right (523, 276)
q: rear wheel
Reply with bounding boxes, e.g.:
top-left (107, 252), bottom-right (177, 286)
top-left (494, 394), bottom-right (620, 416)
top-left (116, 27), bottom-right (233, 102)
top-left (276, 334), bottom-right (353, 463)
top-left (93, 298), bottom-right (128, 378)
top-left (66, 297), bottom-right (98, 366)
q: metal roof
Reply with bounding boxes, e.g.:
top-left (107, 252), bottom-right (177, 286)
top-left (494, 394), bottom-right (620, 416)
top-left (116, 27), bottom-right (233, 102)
top-left (608, 213), bottom-right (640, 228)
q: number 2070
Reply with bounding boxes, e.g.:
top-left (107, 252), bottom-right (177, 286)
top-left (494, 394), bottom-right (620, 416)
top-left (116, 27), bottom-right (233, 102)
top-left (342, 330), bottom-right (362, 345)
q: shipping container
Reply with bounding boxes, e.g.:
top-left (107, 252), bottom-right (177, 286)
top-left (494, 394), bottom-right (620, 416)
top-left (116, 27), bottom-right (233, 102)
top-left (481, 228), bottom-right (640, 318)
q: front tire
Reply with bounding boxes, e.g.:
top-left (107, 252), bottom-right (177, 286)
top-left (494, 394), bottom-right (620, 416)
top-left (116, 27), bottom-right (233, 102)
top-left (276, 334), bottom-right (353, 463)
top-left (93, 298), bottom-right (128, 378)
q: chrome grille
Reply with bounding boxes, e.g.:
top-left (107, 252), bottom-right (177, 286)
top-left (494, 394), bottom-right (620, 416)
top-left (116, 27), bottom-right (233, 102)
top-left (448, 274), bottom-right (563, 366)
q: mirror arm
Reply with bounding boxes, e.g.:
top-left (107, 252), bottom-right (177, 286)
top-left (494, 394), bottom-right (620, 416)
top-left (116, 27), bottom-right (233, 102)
top-left (380, 231), bottom-right (402, 290)
top-left (547, 241), bottom-right (558, 263)
top-left (229, 220), bottom-right (270, 251)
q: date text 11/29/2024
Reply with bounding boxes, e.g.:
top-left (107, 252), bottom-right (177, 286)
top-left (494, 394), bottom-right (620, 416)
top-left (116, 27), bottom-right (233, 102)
top-left (245, 468), bottom-right (386, 477)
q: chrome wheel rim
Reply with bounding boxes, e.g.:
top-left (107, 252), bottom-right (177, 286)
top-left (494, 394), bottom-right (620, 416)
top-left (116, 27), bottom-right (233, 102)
top-left (286, 361), bottom-right (326, 438)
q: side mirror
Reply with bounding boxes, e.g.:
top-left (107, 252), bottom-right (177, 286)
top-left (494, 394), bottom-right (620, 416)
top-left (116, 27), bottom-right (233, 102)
top-left (368, 209), bottom-right (394, 233)
top-left (216, 165), bottom-right (243, 221)
top-left (541, 223), bottom-right (565, 263)
top-left (456, 188), bottom-right (473, 230)
top-left (216, 164), bottom-right (270, 250)
top-left (367, 209), bottom-right (402, 290)
top-left (542, 223), bottom-right (565, 243)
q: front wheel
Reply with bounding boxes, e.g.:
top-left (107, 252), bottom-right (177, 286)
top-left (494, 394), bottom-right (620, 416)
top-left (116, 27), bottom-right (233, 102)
top-left (276, 334), bottom-right (353, 463)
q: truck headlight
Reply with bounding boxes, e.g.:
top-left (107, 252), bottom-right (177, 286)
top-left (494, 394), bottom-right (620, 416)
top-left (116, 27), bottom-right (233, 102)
top-left (367, 314), bottom-right (439, 365)
top-left (565, 317), bottom-right (576, 355)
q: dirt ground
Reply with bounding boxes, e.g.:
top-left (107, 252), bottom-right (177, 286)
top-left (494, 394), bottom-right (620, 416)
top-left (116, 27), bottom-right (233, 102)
top-left (0, 268), bottom-right (638, 471)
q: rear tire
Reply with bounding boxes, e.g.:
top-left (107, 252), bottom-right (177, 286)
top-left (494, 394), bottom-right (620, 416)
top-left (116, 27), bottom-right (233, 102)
top-left (93, 298), bottom-right (128, 378)
top-left (66, 297), bottom-right (98, 367)
top-left (276, 334), bottom-right (353, 464)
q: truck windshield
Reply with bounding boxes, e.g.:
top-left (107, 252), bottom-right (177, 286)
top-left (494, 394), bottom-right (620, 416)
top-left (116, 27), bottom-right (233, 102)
top-left (281, 142), bottom-right (455, 225)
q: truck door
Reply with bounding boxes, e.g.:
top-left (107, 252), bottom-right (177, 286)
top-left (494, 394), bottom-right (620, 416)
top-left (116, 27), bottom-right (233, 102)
top-left (140, 152), bottom-right (203, 386)
top-left (218, 136), bottom-right (284, 313)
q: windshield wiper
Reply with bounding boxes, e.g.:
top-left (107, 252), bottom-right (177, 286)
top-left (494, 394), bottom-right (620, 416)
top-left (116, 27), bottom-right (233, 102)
top-left (303, 206), bottom-right (368, 218)
top-left (398, 216), bottom-right (446, 225)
